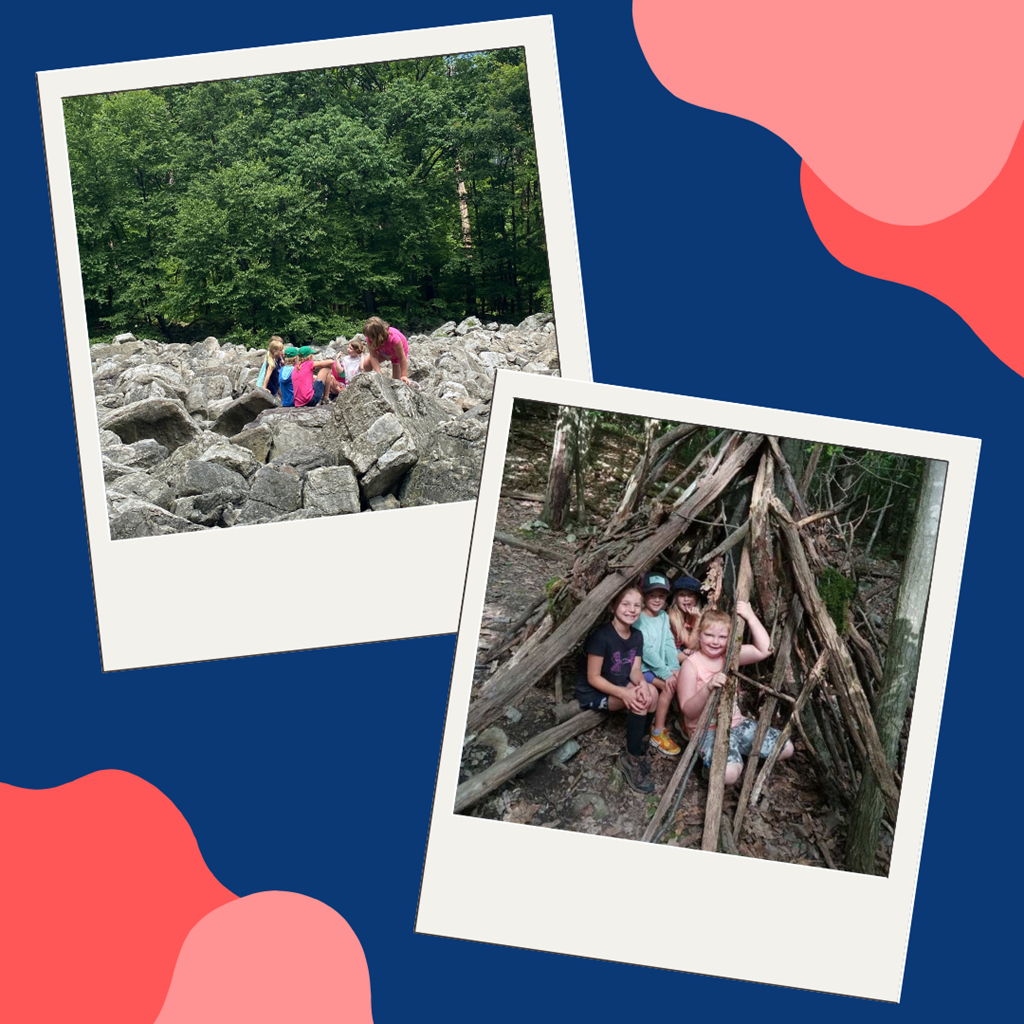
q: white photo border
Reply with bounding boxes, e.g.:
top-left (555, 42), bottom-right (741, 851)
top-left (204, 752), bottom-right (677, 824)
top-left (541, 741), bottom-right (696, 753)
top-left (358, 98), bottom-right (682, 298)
top-left (418, 370), bottom-right (980, 1002)
top-left (38, 17), bottom-right (591, 671)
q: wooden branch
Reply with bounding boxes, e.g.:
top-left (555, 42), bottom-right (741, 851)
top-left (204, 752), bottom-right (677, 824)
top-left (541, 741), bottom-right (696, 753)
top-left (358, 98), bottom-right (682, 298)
top-left (772, 499), bottom-right (900, 820)
top-left (749, 648), bottom-right (828, 807)
top-left (502, 490), bottom-right (545, 502)
top-left (494, 531), bottom-right (563, 560)
top-left (767, 436), bottom-right (811, 518)
top-left (703, 543), bottom-right (753, 852)
top-left (732, 598), bottom-right (802, 840)
top-left (455, 710), bottom-right (604, 813)
top-left (479, 593), bottom-right (546, 664)
top-left (465, 433), bottom-right (765, 736)
top-left (733, 670), bottom-right (795, 704)
top-left (695, 520), bottom-right (749, 565)
top-left (655, 429), bottom-right (727, 503)
top-left (749, 451), bottom-right (777, 628)
top-left (642, 694), bottom-right (717, 843)
top-left (795, 508), bottom-right (841, 529)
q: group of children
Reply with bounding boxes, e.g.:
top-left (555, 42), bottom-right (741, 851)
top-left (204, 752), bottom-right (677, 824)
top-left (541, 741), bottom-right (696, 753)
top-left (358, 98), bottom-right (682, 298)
top-left (254, 317), bottom-right (411, 408)
top-left (575, 572), bottom-right (794, 795)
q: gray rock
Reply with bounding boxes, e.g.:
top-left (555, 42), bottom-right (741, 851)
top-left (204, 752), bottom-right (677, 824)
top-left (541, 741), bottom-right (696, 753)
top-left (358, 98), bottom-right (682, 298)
top-left (303, 466), bottom-right (361, 515)
top-left (211, 388), bottom-right (280, 436)
top-left (551, 739), bottom-right (580, 764)
top-left (246, 464), bottom-right (302, 513)
top-left (173, 487), bottom-right (245, 526)
top-left (108, 497), bottom-right (207, 539)
top-left (474, 726), bottom-right (513, 760)
top-left (105, 471), bottom-right (175, 511)
top-left (229, 424), bottom-right (274, 465)
top-left (166, 459), bottom-right (248, 502)
top-left (504, 707), bottom-right (523, 724)
top-left (360, 433), bottom-right (419, 499)
top-left (571, 792), bottom-right (609, 821)
top-left (368, 494), bottom-right (401, 511)
top-left (397, 415), bottom-right (487, 506)
top-left (271, 444), bottom-right (338, 479)
top-left (98, 398), bottom-right (203, 453)
top-left (98, 429), bottom-right (122, 448)
top-left (102, 438), bottom-right (170, 475)
top-left (197, 441), bottom-right (262, 481)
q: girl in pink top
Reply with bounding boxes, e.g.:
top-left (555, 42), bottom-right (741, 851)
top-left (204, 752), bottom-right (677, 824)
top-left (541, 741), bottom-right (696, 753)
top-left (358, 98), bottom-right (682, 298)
top-left (677, 601), bottom-right (793, 785)
top-left (361, 316), bottom-right (410, 384)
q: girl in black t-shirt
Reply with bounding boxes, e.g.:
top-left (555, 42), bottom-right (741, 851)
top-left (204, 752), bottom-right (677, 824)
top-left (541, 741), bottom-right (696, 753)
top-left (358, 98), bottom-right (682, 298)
top-left (575, 584), bottom-right (659, 793)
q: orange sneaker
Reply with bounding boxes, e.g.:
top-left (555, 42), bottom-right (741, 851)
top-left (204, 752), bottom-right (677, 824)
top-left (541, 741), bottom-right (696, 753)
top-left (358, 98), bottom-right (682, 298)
top-left (650, 729), bottom-right (681, 757)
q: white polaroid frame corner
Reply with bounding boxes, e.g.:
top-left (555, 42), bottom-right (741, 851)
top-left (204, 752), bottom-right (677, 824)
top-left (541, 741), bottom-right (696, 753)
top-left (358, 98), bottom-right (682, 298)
top-left (38, 17), bottom-right (590, 671)
top-left (417, 371), bottom-right (980, 1001)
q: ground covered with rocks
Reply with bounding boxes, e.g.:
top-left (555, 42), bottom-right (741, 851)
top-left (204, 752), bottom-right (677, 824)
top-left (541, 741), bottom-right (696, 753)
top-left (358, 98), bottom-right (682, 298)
top-left (92, 315), bottom-right (558, 539)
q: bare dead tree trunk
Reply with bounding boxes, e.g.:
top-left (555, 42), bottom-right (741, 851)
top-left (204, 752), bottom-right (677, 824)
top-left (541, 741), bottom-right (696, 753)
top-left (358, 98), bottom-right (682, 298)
top-left (845, 459), bottom-right (946, 873)
top-left (542, 406), bottom-right (574, 530)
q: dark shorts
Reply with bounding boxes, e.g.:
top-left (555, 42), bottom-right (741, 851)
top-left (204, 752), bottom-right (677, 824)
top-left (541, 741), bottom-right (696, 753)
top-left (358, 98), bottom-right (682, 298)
top-left (578, 694), bottom-right (609, 711)
top-left (698, 717), bottom-right (784, 767)
top-left (307, 379), bottom-right (326, 406)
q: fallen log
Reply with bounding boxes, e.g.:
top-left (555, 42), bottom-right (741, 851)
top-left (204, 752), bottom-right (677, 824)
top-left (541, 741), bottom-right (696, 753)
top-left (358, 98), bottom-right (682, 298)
top-left (494, 531), bottom-right (563, 559)
top-left (455, 710), bottom-right (604, 813)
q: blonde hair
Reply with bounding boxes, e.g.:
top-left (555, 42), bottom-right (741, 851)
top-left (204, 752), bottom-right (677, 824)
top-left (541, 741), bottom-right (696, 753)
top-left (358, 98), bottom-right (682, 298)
top-left (364, 316), bottom-right (390, 349)
top-left (696, 608), bottom-right (733, 642)
top-left (669, 591), bottom-right (703, 649)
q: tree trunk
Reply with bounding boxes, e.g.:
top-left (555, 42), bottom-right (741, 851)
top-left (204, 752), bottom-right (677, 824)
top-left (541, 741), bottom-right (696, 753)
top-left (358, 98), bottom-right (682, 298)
top-left (601, 418), bottom-right (659, 539)
top-left (845, 459), bottom-right (946, 873)
top-left (541, 406), bottom-right (573, 530)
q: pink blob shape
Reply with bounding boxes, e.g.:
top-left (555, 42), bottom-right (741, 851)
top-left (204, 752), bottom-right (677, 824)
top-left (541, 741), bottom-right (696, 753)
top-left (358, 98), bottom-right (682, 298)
top-left (633, 0), bottom-right (1024, 224)
top-left (0, 771), bottom-right (237, 1024)
top-left (154, 891), bottom-right (374, 1023)
top-left (802, 121), bottom-right (1024, 376)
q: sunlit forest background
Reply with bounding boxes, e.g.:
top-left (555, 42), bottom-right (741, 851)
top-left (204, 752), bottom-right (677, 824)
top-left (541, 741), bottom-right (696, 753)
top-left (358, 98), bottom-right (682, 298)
top-left (64, 48), bottom-right (550, 347)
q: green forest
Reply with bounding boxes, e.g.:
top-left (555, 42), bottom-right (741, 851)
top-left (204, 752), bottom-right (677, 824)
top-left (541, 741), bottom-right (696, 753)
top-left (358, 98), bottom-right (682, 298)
top-left (63, 48), bottom-right (550, 348)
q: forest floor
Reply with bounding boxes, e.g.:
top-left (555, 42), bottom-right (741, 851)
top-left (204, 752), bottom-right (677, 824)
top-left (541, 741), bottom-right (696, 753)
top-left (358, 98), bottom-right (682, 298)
top-left (460, 421), bottom-right (898, 873)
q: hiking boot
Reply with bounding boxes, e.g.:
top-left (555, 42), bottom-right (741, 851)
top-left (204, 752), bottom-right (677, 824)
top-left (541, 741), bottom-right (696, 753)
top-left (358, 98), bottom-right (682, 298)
top-left (617, 750), bottom-right (655, 794)
top-left (650, 729), bottom-right (681, 757)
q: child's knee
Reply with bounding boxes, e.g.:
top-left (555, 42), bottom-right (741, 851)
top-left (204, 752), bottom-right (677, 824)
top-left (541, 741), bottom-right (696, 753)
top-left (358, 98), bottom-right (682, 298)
top-left (725, 762), bottom-right (743, 786)
top-left (781, 740), bottom-right (794, 760)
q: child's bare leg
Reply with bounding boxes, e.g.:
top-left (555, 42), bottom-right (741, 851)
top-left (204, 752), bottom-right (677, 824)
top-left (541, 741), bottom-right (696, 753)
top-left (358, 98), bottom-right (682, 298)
top-left (654, 685), bottom-right (673, 733)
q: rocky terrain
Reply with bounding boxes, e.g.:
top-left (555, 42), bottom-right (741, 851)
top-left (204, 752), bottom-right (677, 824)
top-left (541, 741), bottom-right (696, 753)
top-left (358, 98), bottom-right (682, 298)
top-left (93, 315), bottom-right (558, 539)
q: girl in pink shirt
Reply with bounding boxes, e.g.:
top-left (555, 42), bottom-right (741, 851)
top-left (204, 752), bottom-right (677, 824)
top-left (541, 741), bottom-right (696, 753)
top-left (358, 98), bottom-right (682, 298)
top-left (361, 316), bottom-right (410, 384)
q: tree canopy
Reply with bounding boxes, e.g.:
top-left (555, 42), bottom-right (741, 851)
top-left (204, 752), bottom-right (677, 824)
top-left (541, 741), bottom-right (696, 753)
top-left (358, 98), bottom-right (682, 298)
top-left (64, 49), bottom-right (550, 347)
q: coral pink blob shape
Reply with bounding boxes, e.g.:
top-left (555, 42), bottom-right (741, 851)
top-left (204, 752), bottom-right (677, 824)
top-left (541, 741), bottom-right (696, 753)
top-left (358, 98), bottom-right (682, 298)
top-left (153, 890), bottom-right (374, 1023)
top-left (0, 770), bottom-right (238, 1024)
top-left (633, 0), bottom-right (1024, 225)
top-left (801, 120), bottom-right (1024, 376)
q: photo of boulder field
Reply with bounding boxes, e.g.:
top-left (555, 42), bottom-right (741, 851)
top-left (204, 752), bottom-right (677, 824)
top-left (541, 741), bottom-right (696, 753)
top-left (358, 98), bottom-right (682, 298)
top-left (96, 314), bottom-right (558, 539)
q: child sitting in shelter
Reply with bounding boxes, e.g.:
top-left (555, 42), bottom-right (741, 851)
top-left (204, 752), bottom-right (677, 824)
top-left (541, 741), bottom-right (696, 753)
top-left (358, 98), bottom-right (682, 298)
top-left (362, 316), bottom-right (410, 383)
top-left (575, 584), bottom-right (659, 794)
top-left (669, 575), bottom-right (704, 657)
top-left (636, 572), bottom-right (683, 758)
top-left (677, 602), bottom-right (794, 785)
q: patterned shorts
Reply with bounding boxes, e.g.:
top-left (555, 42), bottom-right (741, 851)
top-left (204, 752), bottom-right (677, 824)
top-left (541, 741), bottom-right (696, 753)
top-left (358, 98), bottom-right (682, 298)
top-left (698, 717), bottom-right (783, 767)
top-left (579, 695), bottom-right (609, 711)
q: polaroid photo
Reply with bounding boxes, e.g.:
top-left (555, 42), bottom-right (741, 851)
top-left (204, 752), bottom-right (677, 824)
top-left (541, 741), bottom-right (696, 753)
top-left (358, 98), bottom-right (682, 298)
top-left (37, 16), bottom-right (590, 671)
top-left (418, 370), bottom-right (979, 1001)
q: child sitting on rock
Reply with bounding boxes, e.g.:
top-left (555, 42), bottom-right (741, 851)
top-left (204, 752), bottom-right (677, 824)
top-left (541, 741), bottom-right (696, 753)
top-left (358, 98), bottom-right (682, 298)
top-left (677, 602), bottom-right (793, 785)
top-left (362, 316), bottom-right (410, 384)
top-left (287, 346), bottom-right (341, 408)
top-left (256, 336), bottom-right (285, 396)
top-left (669, 575), bottom-right (705, 656)
top-left (339, 337), bottom-right (364, 385)
top-left (575, 583), bottom-right (658, 794)
top-left (636, 572), bottom-right (683, 758)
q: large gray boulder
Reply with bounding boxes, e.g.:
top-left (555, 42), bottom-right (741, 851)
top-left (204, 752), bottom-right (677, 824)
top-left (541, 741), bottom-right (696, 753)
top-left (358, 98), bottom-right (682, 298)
top-left (398, 413), bottom-right (488, 506)
top-left (99, 398), bottom-right (203, 452)
top-left (211, 388), bottom-right (281, 436)
top-left (107, 497), bottom-right (207, 539)
top-left (303, 466), bottom-right (361, 515)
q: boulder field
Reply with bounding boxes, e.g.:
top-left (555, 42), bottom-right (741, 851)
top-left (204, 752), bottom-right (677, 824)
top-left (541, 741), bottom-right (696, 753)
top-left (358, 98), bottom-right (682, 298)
top-left (93, 315), bottom-right (558, 538)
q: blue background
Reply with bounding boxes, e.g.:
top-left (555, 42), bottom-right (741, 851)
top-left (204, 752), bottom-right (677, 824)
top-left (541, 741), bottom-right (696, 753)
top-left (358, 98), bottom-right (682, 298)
top-left (4, 1), bottom-right (1015, 1019)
